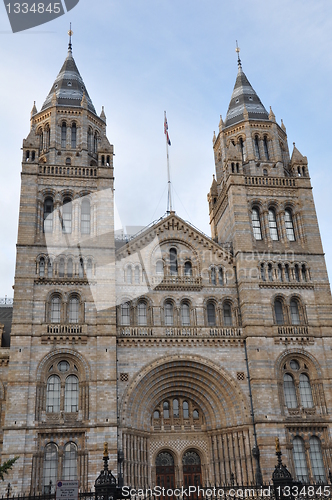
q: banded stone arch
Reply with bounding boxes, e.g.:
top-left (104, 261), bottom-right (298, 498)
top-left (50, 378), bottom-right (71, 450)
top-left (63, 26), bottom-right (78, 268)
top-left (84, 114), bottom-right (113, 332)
top-left (120, 355), bottom-right (249, 432)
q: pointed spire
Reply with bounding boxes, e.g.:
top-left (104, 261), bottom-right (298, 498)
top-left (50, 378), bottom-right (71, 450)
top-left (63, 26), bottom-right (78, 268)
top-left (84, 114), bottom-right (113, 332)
top-left (41, 31), bottom-right (97, 115)
top-left (281, 119), bottom-right (286, 132)
top-left (291, 143), bottom-right (307, 164)
top-left (269, 106), bottom-right (276, 122)
top-left (212, 131), bottom-right (216, 144)
top-left (219, 115), bottom-right (224, 132)
top-left (100, 106), bottom-right (106, 122)
top-left (31, 101), bottom-right (37, 118)
top-left (224, 48), bottom-right (269, 128)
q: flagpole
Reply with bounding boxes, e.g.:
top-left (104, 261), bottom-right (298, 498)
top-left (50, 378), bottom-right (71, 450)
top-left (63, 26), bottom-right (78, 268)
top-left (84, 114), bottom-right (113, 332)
top-left (164, 111), bottom-right (173, 214)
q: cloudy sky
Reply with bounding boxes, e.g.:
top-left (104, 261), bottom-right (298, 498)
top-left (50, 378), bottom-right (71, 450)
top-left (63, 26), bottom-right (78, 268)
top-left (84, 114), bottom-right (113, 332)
top-left (0, 0), bottom-right (332, 297)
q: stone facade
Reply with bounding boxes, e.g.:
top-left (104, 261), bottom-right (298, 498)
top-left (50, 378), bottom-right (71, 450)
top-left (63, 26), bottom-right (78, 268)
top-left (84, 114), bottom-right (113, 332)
top-left (0, 45), bottom-right (332, 494)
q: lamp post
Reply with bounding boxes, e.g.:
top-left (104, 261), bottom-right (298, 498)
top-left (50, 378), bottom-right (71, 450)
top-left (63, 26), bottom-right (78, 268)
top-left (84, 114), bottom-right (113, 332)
top-left (95, 443), bottom-right (117, 500)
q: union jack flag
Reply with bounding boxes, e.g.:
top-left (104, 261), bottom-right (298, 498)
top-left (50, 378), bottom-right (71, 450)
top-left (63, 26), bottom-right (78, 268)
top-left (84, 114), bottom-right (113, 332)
top-left (164, 112), bottom-right (171, 146)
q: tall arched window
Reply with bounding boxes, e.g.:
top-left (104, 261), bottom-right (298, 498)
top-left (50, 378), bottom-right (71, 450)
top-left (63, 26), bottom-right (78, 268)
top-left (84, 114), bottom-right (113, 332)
top-left (71, 123), bottom-right (77, 149)
top-left (94, 132), bottom-right (98, 153)
top-left (87, 259), bottom-right (93, 279)
top-left (277, 264), bottom-right (283, 281)
top-left (67, 258), bottom-right (73, 278)
top-left (137, 301), bottom-right (147, 326)
top-left (164, 301), bottom-right (174, 326)
top-left (274, 299), bottom-right (284, 325)
top-left (302, 265), bottom-right (307, 282)
top-left (285, 264), bottom-right (290, 282)
top-left (254, 135), bottom-right (260, 159)
top-left (290, 299), bottom-right (301, 325)
top-left (43, 443), bottom-right (58, 493)
top-left (263, 136), bottom-right (269, 160)
top-left (268, 263), bottom-right (273, 281)
top-left (299, 374), bottom-right (314, 408)
top-left (173, 399), bottom-right (179, 418)
top-left (62, 198), bottom-right (72, 234)
top-left (39, 257), bottom-right (45, 277)
top-left (63, 442), bottom-right (78, 480)
top-left (294, 264), bottom-right (300, 282)
top-left (163, 401), bottom-right (169, 419)
top-left (207, 302), bottom-right (216, 326)
top-left (156, 260), bottom-right (164, 275)
top-left (126, 266), bottom-right (132, 284)
top-left (211, 267), bottom-right (216, 285)
top-left (285, 209), bottom-right (295, 241)
top-left (283, 374), bottom-right (297, 408)
top-left (252, 208), bottom-right (262, 240)
top-left (61, 122), bottom-right (67, 149)
top-left (293, 437), bottom-right (309, 482)
top-left (79, 258), bottom-right (84, 278)
top-left (309, 437), bottom-right (326, 482)
top-left (268, 209), bottom-right (279, 240)
top-left (68, 297), bottom-right (79, 323)
top-left (48, 260), bottom-right (53, 278)
top-left (184, 261), bottom-right (192, 277)
top-left (121, 303), bottom-right (130, 326)
top-left (181, 303), bottom-right (190, 326)
top-left (261, 263), bottom-right (266, 281)
top-left (44, 197), bottom-right (54, 233)
top-left (87, 129), bottom-right (92, 152)
top-left (59, 258), bottom-right (65, 278)
top-left (64, 375), bottom-right (79, 412)
top-left (39, 130), bottom-right (44, 151)
top-left (81, 199), bottom-right (90, 234)
top-left (169, 248), bottom-right (178, 275)
top-left (223, 302), bottom-right (232, 326)
top-left (135, 266), bottom-right (140, 284)
top-left (183, 401), bottom-right (189, 419)
top-left (239, 137), bottom-right (245, 161)
top-left (46, 375), bottom-right (61, 412)
top-left (218, 268), bottom-right (224, 286)
top-left (51, 296), bottom-right (61, 323)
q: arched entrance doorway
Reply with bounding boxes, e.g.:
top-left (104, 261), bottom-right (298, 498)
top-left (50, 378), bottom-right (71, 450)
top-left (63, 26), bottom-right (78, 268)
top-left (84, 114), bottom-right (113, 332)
top-left (156, 452), bottom-right (175, 489)
top-left (183, 451), bottom-right (201, 488)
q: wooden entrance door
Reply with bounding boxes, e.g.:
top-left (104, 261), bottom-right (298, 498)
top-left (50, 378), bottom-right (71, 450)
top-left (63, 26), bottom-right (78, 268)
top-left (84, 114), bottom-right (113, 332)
top-left (156, 452), bottom-right (175, 497)
top-left (182, 451), bottom-right (202, 499)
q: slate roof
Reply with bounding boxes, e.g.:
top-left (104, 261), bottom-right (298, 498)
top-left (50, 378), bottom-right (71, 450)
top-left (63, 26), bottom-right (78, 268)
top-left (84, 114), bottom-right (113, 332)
top-left (41, 45), bottom-right (96, 115)
top-left (224, 61), bottom-right (269, 128)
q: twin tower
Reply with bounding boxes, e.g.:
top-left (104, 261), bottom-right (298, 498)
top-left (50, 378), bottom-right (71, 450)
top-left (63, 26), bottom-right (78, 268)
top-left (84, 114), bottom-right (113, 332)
top-left (2, 40), bottom-right (332, 493)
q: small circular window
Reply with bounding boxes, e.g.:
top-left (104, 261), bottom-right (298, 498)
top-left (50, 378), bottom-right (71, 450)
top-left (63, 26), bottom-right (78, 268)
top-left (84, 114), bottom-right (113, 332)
top-left (67, 82), bottom-right (72, 87)
top-left (290, 360), bottom-right (300, 371)
top-left (249, 96), bottom-right (253, 101)
top-left (58, 361), bottom-right (70, 372)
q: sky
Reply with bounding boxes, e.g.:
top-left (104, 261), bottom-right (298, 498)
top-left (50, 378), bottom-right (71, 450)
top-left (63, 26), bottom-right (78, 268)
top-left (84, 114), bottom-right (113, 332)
top-left (0, 0), bottom-right (332, 298)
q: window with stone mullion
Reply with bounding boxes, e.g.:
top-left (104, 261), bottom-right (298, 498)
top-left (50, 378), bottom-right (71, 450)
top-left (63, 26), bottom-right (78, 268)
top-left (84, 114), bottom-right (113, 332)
top-left (293, 437), bottom-right (309, 482)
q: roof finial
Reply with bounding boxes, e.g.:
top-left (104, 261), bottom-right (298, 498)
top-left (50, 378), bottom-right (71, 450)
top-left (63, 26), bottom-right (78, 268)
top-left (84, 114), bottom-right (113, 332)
top-left (68, 23), bottom-right (73, 52)
top-left (235, 40), bottom-right (242, 68)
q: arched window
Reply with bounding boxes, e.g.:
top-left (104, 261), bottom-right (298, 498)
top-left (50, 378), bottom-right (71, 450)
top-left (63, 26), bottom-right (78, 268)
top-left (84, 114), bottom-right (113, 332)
top-left (283, 374), bottom-right (297, 408)
top-left (302, 265), bottom-right (307, 282)
top-left (274, 299), bottom-right (284, 325)
top-left (309, 437), bottom-right (326, 482)
top-left (290, 299), bottom-right (300, 325)
top-left (223, 302), bottom-right (232, 326)
top-left (263, 136), bottom-right (269, 160)
top-left (183, 401), bottom-right (189, 419)
top-left (153, 410), bottom-right (160, 419)
top-left (268, 263), bottom-right (273, 281)
top-left (268, 209), bottom-right (279, 240)
top-left (137, 301), bottom-right (147, 326)
top-left (64, 375), bottom-right (79, 412)
top-left (51, 296), bottom-right (61, 323)
top-left (277, 264), bottom-right (283, 281)
top-left (71, 123), bottom-right (77, 149)
top-left (62, 198), bottom-right (72, 234)
top-left (44, 197), bottom-right (54, 233)
top-left (135, 266), bottom-right (140, 284)
top-left (211, 267), bottom-right (216, 285)
top-left (163, 401), bottom-right (169, 419)
top-left (94, 132), bottom-right (98, 153)
top-left (25, 149), bottom-right (30, 161)
top-left (81, 199), bottom-right (90, 234)
top-left (156, 260), bottom-right (164, 275)
top-left (121, 303), bottom-right (130, 326)
top-left (184, 261), bottom-right (192, 276)
top-left (252, 208), bottom-right (262, 240)
top-left (63, 442), bottom-right (78, 480)
top-left (207, 301), bottom-right (216, 326)
top-left (67, 258), bottom-right (73, 278)
top-left (164, 301), bottom-right (174, 326)
top-left (285, 264), bottom-right (290, 282)
top-left (181, 303), bottom-right (190, 326)
top-left (193, 410), bottom-right (199, 420)
top-left (59, 258), bottom-right (65, 278)
top-left (173, 399), bottom-right (179, 418)
top-left (40, 257), bottom-right (45, 277)
top-left (293, 437), bottom-right (309, 482)
top-left (260, 263), bottom-right (266, 281)
top-left (299, 374), bottom-right (314, 408)
top-left (68, 297), bottom-right (79, 324)
top-left (254, 135), bottom-right (260, 159)
top-left (61, 122), bottom-right (67, 149)
top-left (294, 264), bottom-right (300, 282)
top-left (46, 376), bottom-right (61, 412)
top-left (87, 259), bottom-right (93, 279)
top-left (218, 268), bottom-right (224, 286)
top-left (239, 137), bottom-right (245, 161)
top-left (39, 130), bottom-right (44, 151)
top-left (126, 266), bottom-right (132, 284)
top-left (48, 260), bottom-right (53, 278)
top-left (285, 209), bottom-right (295, 241)
top-left (169, 248), bottom-right (178, 275)
top-left (43, 443), bottom-right (58, 493)
top-left (66, 157), bottom-right (71, 166)
top-left (87, 129), bottom-right (92, 152)
top-left (79, 258), bottom-right (84, 278)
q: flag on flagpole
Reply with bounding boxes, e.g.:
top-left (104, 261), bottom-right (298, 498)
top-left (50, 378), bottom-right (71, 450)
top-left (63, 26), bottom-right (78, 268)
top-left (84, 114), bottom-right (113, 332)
top-left (164, 112), bottom-right (171, 146)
